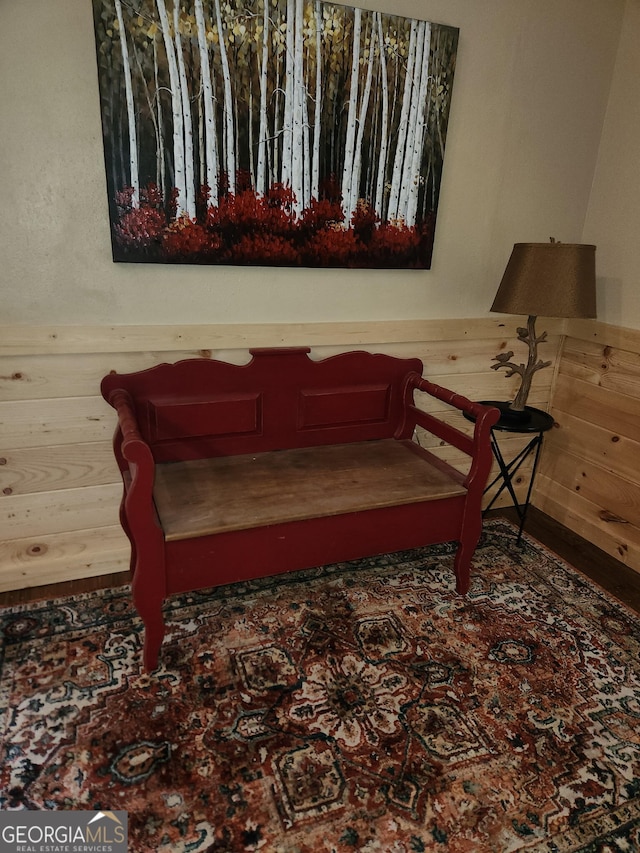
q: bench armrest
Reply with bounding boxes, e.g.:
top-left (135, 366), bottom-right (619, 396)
top-left (104, 386), bottom-right (157, 512)
top-left (398, 372), bottom-right (499, 491)
top-left (104, 387), bottom-right (154, 465)
top-left (409, 375), bottom-right (496, 422)
top-left (400, 373), bottom-right (499, 452)
top-left (106, 387), bottom-right (144, 445)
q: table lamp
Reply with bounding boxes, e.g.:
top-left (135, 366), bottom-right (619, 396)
top-left (490, 239), bottom-right (596, 422)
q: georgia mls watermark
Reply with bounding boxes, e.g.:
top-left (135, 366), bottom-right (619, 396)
top-left (0, 811), bottom-right (127, 853)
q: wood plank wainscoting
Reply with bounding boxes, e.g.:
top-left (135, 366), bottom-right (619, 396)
top-left (536, 320), bottom-right (640, 575)
top-left (0, 319), bottom-right (564, 592)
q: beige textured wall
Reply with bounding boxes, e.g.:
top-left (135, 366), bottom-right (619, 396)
top-left (0, 0), bottom-right (623, 327)
top-left (583, 0), bottom-right (640, 329)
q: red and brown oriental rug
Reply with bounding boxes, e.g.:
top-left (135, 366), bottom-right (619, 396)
top-left (1, 519), bottom-right (640, 852)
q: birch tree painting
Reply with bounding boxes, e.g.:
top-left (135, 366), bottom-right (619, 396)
top-left (92, 0), bottom-right (459, 268)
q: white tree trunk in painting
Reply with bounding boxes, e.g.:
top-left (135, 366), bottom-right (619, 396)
top-left (311, 0), bottom-right (322, 200)
top-left (195, 0), bottom-right (219, 206)
top-left (271, 17), bottom-right (283, 190)
top-left (156, 0), bottom-right (186, 217)
top-left (248, 89), bottom-right (255, 188)
top-left (302, 79), bottom-right (310, 212)
top-left (396, 20), bottom-right (426, 226)
top-left (173, 2), bottom-right (196, 218)
top-left (386, 18), bottom-right (417, 224)
top-left (214, 0), bottom-right (236, 194)
top-left (131, 37), bottom-right (165, 192)
top-left (350, 23), bottom-right (376, 218)
top-left (153, 38), bottom-right (166, 194)
top-left (281, 0), bottom-right (295, 194)
top-left (256, 0), bottom-right (269, 197)
top-left (291, 0), bottom-right (306, 216)
top-left (374, 12), bottom-right (389, 218)
top-left (114, 0), bottom-right (139, 206)
top-left (341, 7), bottom-right (362, 226)
top-left (405, 23), bottom-right (431, 227)
top-left (300, 0), bottom-right (311, 213)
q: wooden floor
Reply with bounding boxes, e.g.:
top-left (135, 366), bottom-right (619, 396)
top-left (1, 507), bottom-right (639, 614)
top-left (490, 507), bottom-right (640, 615)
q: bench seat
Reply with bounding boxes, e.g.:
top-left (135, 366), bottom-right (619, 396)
top-left (153, 438), bottom-right (467, 542)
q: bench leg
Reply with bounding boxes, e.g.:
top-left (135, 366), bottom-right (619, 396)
top-left (130, 537), bottom-right (167, 672)
top-left (132, 583), bottom-right (166, 672)
top-left (453, 541), bottom-right (472, 594)
top-left (453, 516), bottom-right (482, 594)
top-left (143, 618), bottom-right (165, 673)
top-left (119, 499), bottom-right (137, 576)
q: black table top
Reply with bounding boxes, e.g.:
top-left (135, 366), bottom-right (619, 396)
top-left (465, 401), bottom-right (555, 433)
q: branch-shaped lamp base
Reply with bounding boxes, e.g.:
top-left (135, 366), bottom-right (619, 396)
top-left (491, 315), bottom-right (552, 419)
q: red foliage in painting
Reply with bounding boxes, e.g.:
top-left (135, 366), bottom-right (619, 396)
top-left (265, 183), bottom-right (296, 214)
top-left (111, 179), bottom-right (430, 267)
top-left (114, 206), bottom-right (167, 249)
top-left (235, 169), bottom-right (253, 194)
top-left (300, 198), bottom-right (344, 232)
top-left (303, 227), bottom-right (361, 267)
top-left (218, 171), bottom-right (230, 197)
top-left (370, 223), bottom-right (421, 261)
top-left (162, 217), bottom-right (222, 260)
top-left (206, 190), bottom-right (293, 236)
top-left (114, 186), bottom-right (135, 214)
top-left (196, 184), bottom-right (211, 222)
top-left (112, 183), bottom-right (169, 250)
top-left (140, 183), bottom-right (164, 209)
top-left (167, 187), bottom-right (180, 222)
top-left (351, 201), bottom-right (379, 243)
top-left (226, 233), bottom-right (299, 265)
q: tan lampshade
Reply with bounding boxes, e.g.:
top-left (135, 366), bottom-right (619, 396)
top-left (491, 242), bottom-right (597, 318)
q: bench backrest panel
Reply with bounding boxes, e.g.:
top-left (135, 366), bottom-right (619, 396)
top-left (101, 347), bottom-right (423, 461)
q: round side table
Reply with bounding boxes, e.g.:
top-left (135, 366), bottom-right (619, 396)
top-left (465, 401), bottom-right (555, 544)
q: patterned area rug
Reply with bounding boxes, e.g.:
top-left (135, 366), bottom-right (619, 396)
top-left (1, 519), bottom-right (640, 852)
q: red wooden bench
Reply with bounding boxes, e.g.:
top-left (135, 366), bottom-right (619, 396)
top-left (101, 347), bottom-right (499, 670)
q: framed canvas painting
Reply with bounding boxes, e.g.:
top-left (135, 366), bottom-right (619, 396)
top-left (92, 0), bottom-right (459, 268)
